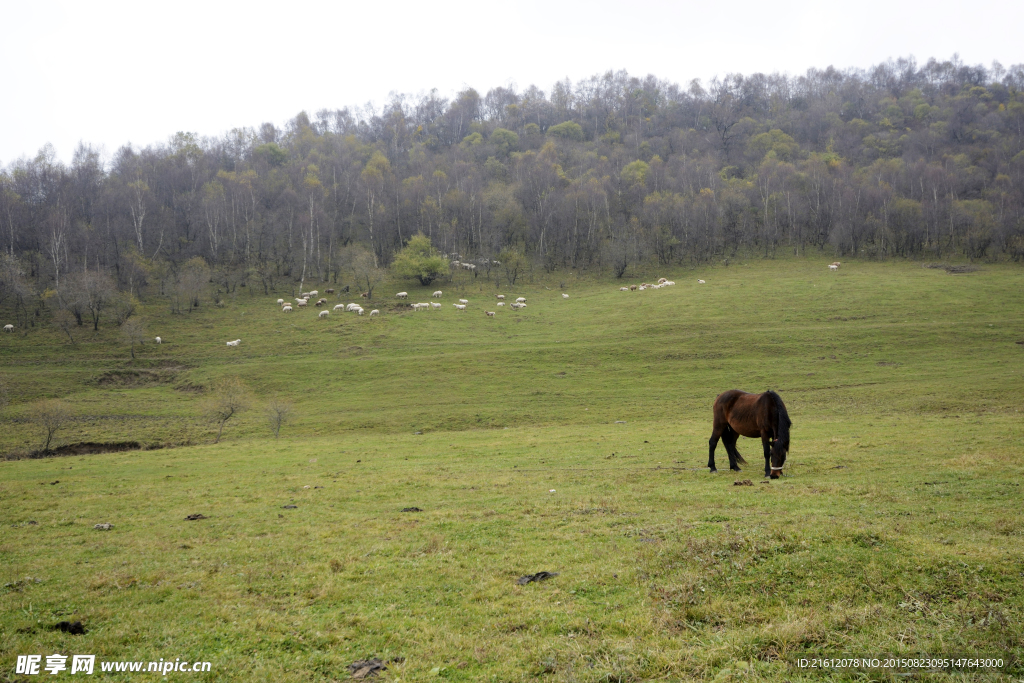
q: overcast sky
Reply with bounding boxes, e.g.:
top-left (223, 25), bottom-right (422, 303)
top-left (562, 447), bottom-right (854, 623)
top-left (3, 0), bottom-right (1022, 166)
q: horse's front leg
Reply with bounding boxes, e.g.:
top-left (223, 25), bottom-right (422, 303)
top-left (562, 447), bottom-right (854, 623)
top-left (761, 435), bottom-right (772, 478)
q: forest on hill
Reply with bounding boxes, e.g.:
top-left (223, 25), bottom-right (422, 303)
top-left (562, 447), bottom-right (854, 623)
top-left (2, 54), bottom-right (1024, 321)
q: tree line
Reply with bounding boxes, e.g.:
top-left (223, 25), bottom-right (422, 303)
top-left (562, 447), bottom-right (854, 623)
top-left (2, 54), bottom-right (1024, 325)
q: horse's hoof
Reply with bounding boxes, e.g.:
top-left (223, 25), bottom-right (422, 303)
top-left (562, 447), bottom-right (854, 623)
top-left (731, 467), bottom-right (741, 472)
top-left (709, 468), bottom-right (718, 473)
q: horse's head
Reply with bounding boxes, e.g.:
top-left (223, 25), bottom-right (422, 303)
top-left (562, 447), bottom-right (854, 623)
top-left (769, 438), bottom-right (788, 479)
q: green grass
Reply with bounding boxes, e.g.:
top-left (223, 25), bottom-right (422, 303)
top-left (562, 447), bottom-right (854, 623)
top-left (1, 259), bottom-right (1022, 681)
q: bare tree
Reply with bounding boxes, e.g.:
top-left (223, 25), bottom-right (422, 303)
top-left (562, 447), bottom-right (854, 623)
top-left (110, 291), bottom-right (138, 325)
top-left (52, 309), bottom-right (77, 344)
top-left (205, 377), bottom-right (251, 443)
top-left (266, 397), bottom-right (293, 438)
top-left (28, 399), bottom-right (71, 453)
top-left (68, 270), bottom-right (116, 331)
top-left (119, 318), bottom-right (146, 359)
top-left (349, 248), bottom-right (385, 299)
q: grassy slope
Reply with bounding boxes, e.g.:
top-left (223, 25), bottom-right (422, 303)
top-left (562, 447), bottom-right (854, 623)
top-left (1, 259), bottom-right (1022, 681)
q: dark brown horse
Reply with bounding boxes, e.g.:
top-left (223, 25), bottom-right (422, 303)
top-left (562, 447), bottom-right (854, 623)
top-left (708, 390), bottom-right (791, 478)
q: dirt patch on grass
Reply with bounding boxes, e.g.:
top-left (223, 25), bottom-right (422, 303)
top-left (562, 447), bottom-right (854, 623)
top-left (924, 263), bottom-right (981, 274)
top-left (4, 441), bottom-right (173, 460)
top-left (94, 368), bottom-right (180, 387)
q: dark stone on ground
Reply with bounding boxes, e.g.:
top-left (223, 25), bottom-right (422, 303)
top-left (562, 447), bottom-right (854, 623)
top-left (185, 514), bottom-right (207, 520)
top-left (348, 658), bottom-right (386, 679)
top-left (401, 507), bottom-right (422, 512)
top-left (517, 571), bottom-right (559, 585)
top-left (282, 505), bottom-right (297, 509)
top-left (734, 480), bottom-right (754, 486)
top-left (54, 621), bottom-right (86, 635)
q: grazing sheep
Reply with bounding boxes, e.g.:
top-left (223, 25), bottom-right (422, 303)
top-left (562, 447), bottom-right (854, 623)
top-left (360, 291), bottom-right (369, 298)
top-left (396, 292), bottom-right (408, 299)
top-left (562, 293), bottom-right (569, 298)
top-left (516, 297), bottom-right (526, 303)
top-left (432, 290), bottom-right (443, 298)
top-left (454, 304), bottom-right (466, 311)
top-left (282, 305), bottom-right (293, 312)
top-left (459, 299), bottom-right (469, 304)
top-left (829, 264), bottom-right (838, 271)
top-left (334, 304), bottom-right (345, 310)
top-left (629, 285), bottom-right (638, 291)
top-left (315, 300), bottom-right (324, 307)
top-left (296, 299), bottom-right (308, 307)
top-left (417, 303), bottom-right (430, 310)
top-left (697, 279), bottom-right (705, 284)
top-left (830, 262), bottom-right (841, 268)
top-left (155, 336), bottom-right (162, 344)
top-left (370, 309), bottom-right (379, 317)
top-left (497, 302), bottom-right (505, 306)
top-left (486, 311), bottom-right (495, 317)
top-left (277, 298), bottom-right (284, 305)
top-left (226, 339), bottom-right (241, 347)
top-left (511, 302), bottom-right (526, 310)
top-left (4, 324), bottom-right (14, 332)
top-left (431, 302), bottom-right (441, 309)
top-left (357, 308), bottom-right (364, 315)
top-left (496, 294), bottom-right (505, 300)
top-left (309, 290), bottom-right (318, 297)
top-left (319, 310), bottom-right (329, 318)
top-left (326, 288), bottom-right (335, 294)
top-left (346, 303), bottom-right (360, 311)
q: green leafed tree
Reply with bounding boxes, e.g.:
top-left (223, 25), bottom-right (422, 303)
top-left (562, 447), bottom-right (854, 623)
top-left (391, 233), bottom-right (449, 286)
top-left (546, 121), bottom-right (585, 142)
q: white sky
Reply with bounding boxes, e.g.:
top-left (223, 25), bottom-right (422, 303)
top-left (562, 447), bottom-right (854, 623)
top-left (3, 0), bottom-right (1022, 166)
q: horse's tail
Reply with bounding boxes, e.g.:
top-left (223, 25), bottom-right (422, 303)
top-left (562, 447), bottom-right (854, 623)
top-left (766, 390), bottom-right (791, 451)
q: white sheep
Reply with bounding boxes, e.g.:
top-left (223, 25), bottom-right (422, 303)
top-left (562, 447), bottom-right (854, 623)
top-left (562, 293), bottom-right (569, 298)
top-left (497, 302), bottom-right (505, 307)
top-left (459, 299), bottom-right (469, 304)
top-left (485, 311), bottom-right (495, 317)
top-left (334, 304), bottom-right (345, 310)
top-left (346, 303), bottom-right (359, 311)
top-left (454, 304), bottom-right (466, 311)
top-left (319, 310), bottom-right (329, 318)
top-left (155, 336), bottom-right (162, 344)
top-left (829, 264), bottom-right (838, 271)
top-left (432, 290), bottom-right (443, 298)
top-left (282, 305), bottom-right (293, 312)
top-left (3, 324), bottom-right (12, 332)
top-left (309, 290), bottom-right (318, 297)
top-left (496, 294), bottom-right (505, 300)
top-left (370, 309), bottom-right (379, 317)
top-left (396, 292), bottom-right (408, 299)
top-left (430, 302), bottom-right (441, 309)
top-left (697, 279), bottom-right (705, 284)
top-left (516, 297), bottom-right (526, 303)
top-left (357, 308), bottom-right (364, 315)
top-left (277, 299), bottom-right (284, 305)
top-left (296, 299), bottom-right (308, 307)
top-left (619, 287), bottom-right (628, 291)
top-left (664, 281), bottom-right (676, 286)
top-left (226, 339), bottom-right (241, 347)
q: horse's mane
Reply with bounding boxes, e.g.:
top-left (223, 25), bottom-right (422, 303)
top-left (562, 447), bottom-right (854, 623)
top-left (765, 390), bottom-right (791, 450)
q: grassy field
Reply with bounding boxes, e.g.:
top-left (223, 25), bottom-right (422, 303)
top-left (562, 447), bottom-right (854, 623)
top-left (1, 258), bottom-right (1022, 681)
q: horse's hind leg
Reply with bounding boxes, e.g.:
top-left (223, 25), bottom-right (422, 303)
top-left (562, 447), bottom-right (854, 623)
top-left (722, 429), bottom-right (742, 471)
top-left (708, 428), bottom-right (722, 472)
